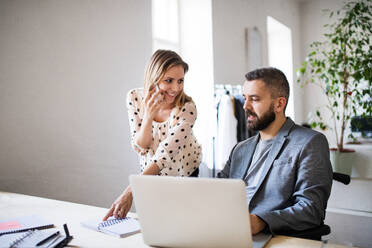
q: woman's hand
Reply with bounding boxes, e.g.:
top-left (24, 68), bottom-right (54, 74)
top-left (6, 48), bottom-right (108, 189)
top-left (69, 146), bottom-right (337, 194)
top-left (135, 88), bottom-right (164, 149)
top-left (103, 186), bottom-right (133, 221)
top-left (143, 87), bottom-right (164, 121)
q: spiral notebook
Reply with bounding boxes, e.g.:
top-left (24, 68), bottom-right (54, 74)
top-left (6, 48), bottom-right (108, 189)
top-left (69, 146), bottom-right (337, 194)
top-left (0, 224), bottom-right (73, 248)
top-left (81, 217), bottom-right (141, 238)
top-left (0, 215), bottom-right (54, 235)
top-left (0, 229), bottom-right (59, 248)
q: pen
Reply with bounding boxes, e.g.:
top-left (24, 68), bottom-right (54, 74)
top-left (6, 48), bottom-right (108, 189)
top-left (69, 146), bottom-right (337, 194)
top-left (36, 231), bottom-right (60, 246)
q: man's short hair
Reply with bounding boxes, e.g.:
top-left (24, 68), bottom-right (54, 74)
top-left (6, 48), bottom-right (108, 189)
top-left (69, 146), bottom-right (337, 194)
top-left (245, 67), bottom-right (290, 112)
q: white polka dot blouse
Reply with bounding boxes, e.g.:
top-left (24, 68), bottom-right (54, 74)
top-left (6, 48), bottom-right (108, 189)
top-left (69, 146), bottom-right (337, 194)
top-left (127, 88), bottom-right (202, 176)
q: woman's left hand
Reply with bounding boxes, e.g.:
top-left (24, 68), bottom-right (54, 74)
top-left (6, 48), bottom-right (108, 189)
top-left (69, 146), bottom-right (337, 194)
top-left (103, 186), bottom-right (133, 221)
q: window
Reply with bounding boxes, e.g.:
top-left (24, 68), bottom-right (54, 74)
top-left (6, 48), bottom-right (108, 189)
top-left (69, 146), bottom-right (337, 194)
top-left (152, 0), bottom-right (214, 175)
top-left (152, 0), bottom-right (180, 52)
top-left (267, 16), bottom-right (294, 119)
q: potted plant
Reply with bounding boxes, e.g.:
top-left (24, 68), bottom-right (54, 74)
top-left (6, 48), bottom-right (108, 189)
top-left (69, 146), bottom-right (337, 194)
top-left (296, 0), bottom-right (372, 175)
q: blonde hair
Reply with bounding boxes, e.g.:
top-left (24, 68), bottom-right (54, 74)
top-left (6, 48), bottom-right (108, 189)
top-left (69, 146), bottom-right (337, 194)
top-left (143, 50), bottom-right (192, 111)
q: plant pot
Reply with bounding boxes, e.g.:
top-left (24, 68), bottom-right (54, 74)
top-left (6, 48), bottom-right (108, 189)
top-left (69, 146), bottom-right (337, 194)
top-left (329, 148), bottom-right (355, 176)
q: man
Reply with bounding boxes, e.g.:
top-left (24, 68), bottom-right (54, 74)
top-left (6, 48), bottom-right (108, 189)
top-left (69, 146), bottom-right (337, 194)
top-left (218, 67), bottom-right (333, 235)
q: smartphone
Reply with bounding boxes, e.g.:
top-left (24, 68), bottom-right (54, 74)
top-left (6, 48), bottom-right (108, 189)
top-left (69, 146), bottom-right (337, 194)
top-left (154, 84), bottom-right (162, 101)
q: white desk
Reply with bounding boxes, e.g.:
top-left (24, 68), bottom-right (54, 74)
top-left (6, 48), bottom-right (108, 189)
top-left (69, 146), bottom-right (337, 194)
top-left (0, 192), bottom-right (351, 248)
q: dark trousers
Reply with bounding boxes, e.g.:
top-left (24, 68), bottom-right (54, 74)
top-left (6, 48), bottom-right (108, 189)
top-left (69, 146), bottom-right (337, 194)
top-left (189, 168), bottom-right (199, 177)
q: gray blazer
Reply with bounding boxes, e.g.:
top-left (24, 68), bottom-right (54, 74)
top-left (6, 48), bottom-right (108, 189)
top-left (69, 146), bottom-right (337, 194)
top-left (218, 118), bottom-right (333, 234)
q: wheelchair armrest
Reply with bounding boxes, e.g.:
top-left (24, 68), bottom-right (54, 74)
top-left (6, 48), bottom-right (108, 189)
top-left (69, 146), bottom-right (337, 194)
top-left (333, 172), bottom-right (351, 185)
top-left (278, 224), bottom-right (331, 241)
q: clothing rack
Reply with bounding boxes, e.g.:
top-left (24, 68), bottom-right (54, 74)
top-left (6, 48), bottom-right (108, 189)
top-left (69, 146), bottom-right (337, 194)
top-left (214, 84), bottom-right (243, 96)
top-left (211, 84), bottom-right (245, 178)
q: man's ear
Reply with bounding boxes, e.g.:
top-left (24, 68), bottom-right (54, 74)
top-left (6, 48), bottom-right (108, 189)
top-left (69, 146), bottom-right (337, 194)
top-left (275, 97), bottom-right (287, 113)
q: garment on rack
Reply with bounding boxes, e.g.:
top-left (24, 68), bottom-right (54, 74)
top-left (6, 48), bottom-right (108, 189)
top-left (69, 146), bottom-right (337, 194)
top-left (234, 95), bottom-right (248, 142)
top-left (234, 95), bottom-right (257, 141)
top-left (215, 94), bottom-right (237, 171)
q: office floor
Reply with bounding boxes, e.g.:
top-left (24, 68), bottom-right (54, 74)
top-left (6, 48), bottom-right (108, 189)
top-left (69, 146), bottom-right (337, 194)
top-left (324, 211), bottom-right (372, 248)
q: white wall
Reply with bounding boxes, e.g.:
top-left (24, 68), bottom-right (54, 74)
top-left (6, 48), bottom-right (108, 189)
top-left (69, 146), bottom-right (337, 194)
top-left (0, 0), bottom-right (152, 207)
top-left (212, 0), bottom-right (304, 123)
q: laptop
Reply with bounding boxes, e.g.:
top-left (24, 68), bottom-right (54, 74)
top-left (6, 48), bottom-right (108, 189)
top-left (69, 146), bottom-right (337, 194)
top-left (130, 175), bottom-right (272, 248)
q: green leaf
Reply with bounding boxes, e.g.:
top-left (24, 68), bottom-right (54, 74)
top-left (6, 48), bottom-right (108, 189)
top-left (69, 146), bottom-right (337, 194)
top-left (319, 123), bottom-right (327, 130)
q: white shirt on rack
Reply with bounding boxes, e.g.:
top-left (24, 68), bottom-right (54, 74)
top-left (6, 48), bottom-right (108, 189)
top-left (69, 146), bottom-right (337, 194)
top-left (215, 94), bottom-right (237, 171)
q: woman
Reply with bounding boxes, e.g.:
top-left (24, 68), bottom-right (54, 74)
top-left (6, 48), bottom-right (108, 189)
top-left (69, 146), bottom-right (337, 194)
top-left (103, 50), bottom-right (202, 220)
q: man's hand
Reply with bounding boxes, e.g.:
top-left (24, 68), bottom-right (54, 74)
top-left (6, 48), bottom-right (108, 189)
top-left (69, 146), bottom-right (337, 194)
top-left (250, 214), bottom-right (266, 235)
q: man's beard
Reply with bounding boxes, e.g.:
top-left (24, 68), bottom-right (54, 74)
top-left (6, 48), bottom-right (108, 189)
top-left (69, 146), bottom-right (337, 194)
top-left (245, 103), bottom-right (276, 131)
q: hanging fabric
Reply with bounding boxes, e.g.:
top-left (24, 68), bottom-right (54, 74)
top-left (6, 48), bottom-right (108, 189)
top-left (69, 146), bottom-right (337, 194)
top-left (215, 93), bottom-right (237, 171)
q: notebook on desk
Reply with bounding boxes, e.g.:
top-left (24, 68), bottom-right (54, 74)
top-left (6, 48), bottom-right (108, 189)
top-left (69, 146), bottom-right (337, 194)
top-left (0, 224), bottom-right (73, 248)
top-left (130, 175), bottom-right (272, 248)
top-left (81, 217), bottom-right (141, 238)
